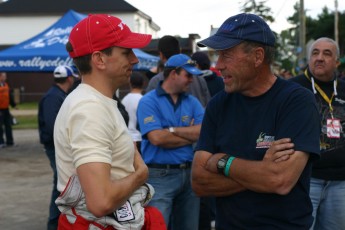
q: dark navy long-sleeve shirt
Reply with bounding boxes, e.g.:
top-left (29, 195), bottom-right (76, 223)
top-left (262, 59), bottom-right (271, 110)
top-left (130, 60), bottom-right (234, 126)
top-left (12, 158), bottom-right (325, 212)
top-left (38, 85), bottom-right (66, 149)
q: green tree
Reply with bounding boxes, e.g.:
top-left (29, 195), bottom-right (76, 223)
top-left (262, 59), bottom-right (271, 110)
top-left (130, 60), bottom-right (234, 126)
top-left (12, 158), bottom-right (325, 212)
top-left (239, 0), bottom-right (286, 73)
top-left (239, 1), bottom-right (345, 74)
top-left (307, 8), bottom-right (334, 41)
top-left (240, 0), bottom-right (274, 22)
top-left (278, 3), bottom-right (345, 73)
top-left (306, 7), bottom-right (345, 57)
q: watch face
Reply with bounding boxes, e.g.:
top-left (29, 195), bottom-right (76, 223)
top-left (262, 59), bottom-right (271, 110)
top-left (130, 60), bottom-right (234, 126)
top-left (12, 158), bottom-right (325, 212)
top-left (218, 159), bottom-right (226, 168)
top-left (217, 155), bottom-right (230, 174)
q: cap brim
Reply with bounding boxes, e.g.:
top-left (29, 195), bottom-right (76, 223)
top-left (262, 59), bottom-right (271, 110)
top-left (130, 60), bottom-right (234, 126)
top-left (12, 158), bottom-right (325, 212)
top-left (183, 65), bottom-right (203, 75)
top-left (197, 34), bottom-right (243, 50)
top-left (117, 33), bottom-right (152, 49)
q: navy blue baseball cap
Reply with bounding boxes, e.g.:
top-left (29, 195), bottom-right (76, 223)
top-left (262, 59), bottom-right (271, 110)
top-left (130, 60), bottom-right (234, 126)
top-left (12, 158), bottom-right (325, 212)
top-left (197, 13), bottom-right (275, 50)
top-left (165, 54), bottom-right (203, 75)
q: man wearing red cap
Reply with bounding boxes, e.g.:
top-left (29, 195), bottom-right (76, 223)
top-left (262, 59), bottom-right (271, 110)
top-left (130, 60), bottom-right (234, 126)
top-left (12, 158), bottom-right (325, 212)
top-left (53, 14), bottom-right (165, 230)
top-left (191, 13), bottom-right (320, 229)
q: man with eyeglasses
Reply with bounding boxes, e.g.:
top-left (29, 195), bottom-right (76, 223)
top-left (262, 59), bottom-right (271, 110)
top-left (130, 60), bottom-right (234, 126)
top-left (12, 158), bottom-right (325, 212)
top-left (137, 54), bottom-right (205, 230)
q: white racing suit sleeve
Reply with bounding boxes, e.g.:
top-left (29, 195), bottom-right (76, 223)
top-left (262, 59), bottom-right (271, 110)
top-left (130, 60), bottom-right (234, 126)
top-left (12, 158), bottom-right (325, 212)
top-left (55, 174), bottom-right (155, 230)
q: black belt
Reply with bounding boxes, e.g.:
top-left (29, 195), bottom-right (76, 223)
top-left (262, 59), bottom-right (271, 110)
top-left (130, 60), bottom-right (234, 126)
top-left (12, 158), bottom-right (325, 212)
top-left (147, 162), bottom-right (191, 169)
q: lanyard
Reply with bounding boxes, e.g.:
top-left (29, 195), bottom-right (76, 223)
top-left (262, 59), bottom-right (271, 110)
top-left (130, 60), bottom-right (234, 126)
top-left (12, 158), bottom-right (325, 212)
top-left (304, 69), bottom-right (336, 117)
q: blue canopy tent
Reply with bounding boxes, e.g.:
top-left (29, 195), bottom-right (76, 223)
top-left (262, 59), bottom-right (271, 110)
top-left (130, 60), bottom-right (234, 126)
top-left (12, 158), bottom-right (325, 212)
top-left (0, 10), bottom-right (159, 72)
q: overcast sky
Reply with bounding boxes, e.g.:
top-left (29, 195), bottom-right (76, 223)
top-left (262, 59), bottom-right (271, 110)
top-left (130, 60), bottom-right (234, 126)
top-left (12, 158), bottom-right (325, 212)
top-left (125, 0), bottom-right (344, 39)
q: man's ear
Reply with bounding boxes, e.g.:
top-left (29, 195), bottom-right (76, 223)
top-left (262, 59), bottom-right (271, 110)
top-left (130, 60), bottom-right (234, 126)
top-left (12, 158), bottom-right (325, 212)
top-left (170, 69), bottom-right (178, 80)
top-left (336, 59), bottom-right (341, 68)
top-left (91, 52), bottom-right (106, 69)
top-left (254, 47), bottom-right (264, 67)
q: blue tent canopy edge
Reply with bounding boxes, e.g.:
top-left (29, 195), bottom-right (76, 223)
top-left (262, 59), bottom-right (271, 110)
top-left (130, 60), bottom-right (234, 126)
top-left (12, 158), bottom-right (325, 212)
top-left (0, 9), bottom-right (159, 72)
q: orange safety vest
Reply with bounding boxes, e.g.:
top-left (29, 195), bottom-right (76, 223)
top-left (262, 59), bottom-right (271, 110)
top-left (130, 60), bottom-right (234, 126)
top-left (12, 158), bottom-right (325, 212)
top-left (0, 82), bottom-right (10, 109)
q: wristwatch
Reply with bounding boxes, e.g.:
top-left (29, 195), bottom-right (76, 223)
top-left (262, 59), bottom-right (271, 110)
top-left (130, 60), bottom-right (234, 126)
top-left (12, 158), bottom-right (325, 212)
top-left (217, 154), bottom-right (230, 174)
top-left (169, 127), bottom-right (175, 133)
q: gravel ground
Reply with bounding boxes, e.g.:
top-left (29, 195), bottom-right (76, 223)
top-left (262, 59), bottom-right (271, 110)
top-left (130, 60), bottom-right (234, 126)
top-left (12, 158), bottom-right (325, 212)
top-left (0, 129), bottom-right (51, 230)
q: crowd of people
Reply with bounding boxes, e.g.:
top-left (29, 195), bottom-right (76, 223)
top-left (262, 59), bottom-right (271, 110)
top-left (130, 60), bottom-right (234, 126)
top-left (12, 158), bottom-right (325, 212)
top-left (1, 11), bottom-right (344, 230)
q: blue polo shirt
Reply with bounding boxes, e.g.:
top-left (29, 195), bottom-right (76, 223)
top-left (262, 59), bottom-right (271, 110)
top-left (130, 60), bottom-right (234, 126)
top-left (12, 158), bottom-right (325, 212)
top-left (137, 82), bottom-right (204, 164)
top-left (196, 78), bottom-right (320, 229)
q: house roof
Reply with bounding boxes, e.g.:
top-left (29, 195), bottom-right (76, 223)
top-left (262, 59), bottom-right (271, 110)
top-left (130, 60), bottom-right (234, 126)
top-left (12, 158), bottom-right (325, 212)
top-left (0, 0), bottom-right (138, 15)
top-left (0, 0), bottom-right (160, 31)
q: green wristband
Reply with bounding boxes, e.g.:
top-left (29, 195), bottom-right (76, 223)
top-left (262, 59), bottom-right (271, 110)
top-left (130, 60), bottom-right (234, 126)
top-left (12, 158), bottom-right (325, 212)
top-left (224, 156), bottom-right (235, 177)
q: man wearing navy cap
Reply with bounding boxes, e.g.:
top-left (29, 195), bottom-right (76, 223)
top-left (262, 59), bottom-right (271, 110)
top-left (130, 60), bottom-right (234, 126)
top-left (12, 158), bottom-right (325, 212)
top-left (191, 13), bottom-right (321, 229)
top-left (137, 54), bottom-right (205, 230)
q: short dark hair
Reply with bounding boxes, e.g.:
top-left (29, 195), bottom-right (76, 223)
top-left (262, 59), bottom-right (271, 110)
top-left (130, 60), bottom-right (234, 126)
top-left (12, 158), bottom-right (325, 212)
top-left (162, 67), bottom-right (188, 80)
top-left (158, 35), bottom-right (180, 59)
top-left (54, 77), bottom-right (70, 84)
top-left (130, 72), bottom-right (144, 89)
top-left (66, 42), bottom-right (113, 75)
top-left (191, 52), bottom-right (211, 70)
top-left (163, 67), bottom-right (174, 79)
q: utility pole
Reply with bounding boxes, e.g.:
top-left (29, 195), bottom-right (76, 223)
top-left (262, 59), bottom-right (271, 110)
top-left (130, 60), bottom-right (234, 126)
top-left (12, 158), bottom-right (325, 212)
top-left (335, 0), bottom-right (339, 45)
top-left (298, 0), bottom-right (306, 71)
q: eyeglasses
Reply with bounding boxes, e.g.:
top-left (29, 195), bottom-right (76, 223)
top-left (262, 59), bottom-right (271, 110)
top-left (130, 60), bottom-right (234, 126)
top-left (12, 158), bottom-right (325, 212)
top-left (175, 59), bottom-right (197, 70)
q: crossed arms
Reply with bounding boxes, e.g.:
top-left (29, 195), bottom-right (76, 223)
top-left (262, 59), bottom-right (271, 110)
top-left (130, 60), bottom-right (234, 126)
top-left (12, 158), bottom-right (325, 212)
top-left (147, 124), bottom-right (201, 148)
top-left (191, 138), bottom-right (310, 197)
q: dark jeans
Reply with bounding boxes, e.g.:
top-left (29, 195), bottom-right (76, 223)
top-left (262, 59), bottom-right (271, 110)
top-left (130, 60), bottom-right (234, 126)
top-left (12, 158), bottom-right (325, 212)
top-left (0, 109), bottom-right (14, 145)
top-left (44, 147), bottom-right (60, 230)
top-left (199, 197), bottom-right (216, 230)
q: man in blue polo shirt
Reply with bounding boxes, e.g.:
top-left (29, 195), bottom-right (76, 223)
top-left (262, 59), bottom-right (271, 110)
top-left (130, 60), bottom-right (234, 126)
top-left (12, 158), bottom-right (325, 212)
top-left (137, 54), bottom-right (204, 230)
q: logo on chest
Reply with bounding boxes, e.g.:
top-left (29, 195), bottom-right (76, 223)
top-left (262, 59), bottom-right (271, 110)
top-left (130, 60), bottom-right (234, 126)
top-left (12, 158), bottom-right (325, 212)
top-left (256, 132), bottom-right (275, 149)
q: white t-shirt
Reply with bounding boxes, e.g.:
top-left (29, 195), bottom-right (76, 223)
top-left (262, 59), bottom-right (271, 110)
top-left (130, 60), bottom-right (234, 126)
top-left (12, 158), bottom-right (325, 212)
top-left (54, 84), bottom-right (135, 192)
top-left (121, 92), bottom-right (143, 142)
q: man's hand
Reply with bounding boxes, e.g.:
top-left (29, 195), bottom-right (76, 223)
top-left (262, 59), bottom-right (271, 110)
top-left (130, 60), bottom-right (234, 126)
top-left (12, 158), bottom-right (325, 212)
top-left (204, 138), bottom-right (294, 175)
top-left (264, 138), bottom-right (294, 163)
top-left (205, 153), bottom-right (227, 174)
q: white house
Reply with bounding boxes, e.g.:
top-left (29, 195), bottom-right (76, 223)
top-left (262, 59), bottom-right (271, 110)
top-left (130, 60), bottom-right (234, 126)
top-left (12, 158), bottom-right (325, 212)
top-left (0, 0), bottom-right (160, 47)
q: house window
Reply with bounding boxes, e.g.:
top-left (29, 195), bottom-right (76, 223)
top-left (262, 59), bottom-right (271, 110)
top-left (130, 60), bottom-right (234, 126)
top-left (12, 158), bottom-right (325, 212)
top-left (135, 18), bottom-right (141, 33)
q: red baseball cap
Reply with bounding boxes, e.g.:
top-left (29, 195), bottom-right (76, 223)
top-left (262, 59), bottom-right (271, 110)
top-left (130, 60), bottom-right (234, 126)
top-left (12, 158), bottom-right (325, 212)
top-left (68, 14), bottom-right (152, 58)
